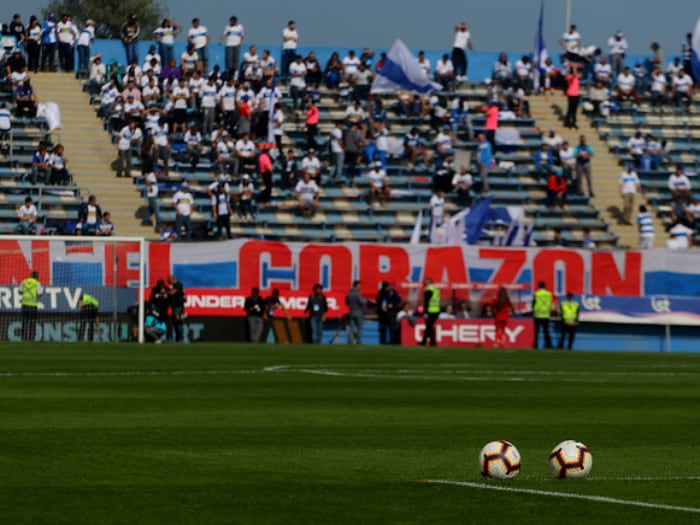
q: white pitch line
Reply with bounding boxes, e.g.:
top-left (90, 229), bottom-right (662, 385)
top-left (0, 369), bottom-right (260, 378)
top-left (423, 479), bottom-right (700, 514)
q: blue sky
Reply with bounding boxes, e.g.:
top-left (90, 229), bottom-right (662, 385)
top-left (10, 0), bottom-right (700, 57)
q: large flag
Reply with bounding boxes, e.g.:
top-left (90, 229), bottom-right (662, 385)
top-left (371, 39), bottom-right (442, 95)
top-left (409, 209), bottom-right (423, 244)
top-left (692, 17), bottom-right (700, 84)
top-left (464, 196), bottom-right (493, 244)
top-left (533, 0), bottom-right (548, 91)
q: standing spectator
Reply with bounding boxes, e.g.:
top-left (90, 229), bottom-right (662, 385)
top-left (295, 171), bottom-right (320, 218)
top-left (619, 163), bottom-right (641, 225)
top-left (0, 103), bottom-right (9, 154)
top-left (421, 277), bottom-right (441, 347)
top-left (26, 17), bottom-right (42, 73)
top-left (329, 121), bottom-right (345, 182)
top-left (607, 30), bottom-right (628, 79)
top-left (281, 20), bottom-right (298, 81)
top-left (212, 177), bottom-right (233, 239)
top-left (40, 12), bottom-right (57, 72)
top-left (9, 14), bottom-right (25, 56)
top-left (682, 32), bottom-right (694, 79)
top-left (375, 281), bottom-right (401, 345)
top-left (637, 204), bottom-right (655, 250)
top-left (564, 66), bottom-right (581, 129)
top-left (79, 194), bottom-right (102, 235)
top-left (288, 55), bottom-right (307, 110)
top-left (271, 102), bottom-right (285, 152)
top-left (153, 19), bottom-right (179, 67)
top-left (167, 274), bottom-right (186, 342)
top-left (56, 13), bottom-right (77, 73)
top-left (121, 15), bottom-right (140, 65)
top-left (532, 281), bottom-right (553, 349)
top-left (116, 119), bottom-right (143, 178)
top-left (244, 288), bottom-right (266, 342)
top-left (237, 174), bottom-right (256, 221)
top-left (143, 166), bottom-right (161, 230)
top-left (188, 18), bottom-right (210, 74)
top-left (344, 122), bottom-right (364, 184)
top-left (305, 283), bottom-right (327, 344)
top-left (221, 16), bottom-right (244, 75)
top-left (76, 19), bottom-right (96, 77)
top-left (305, 99), bottom-right (319, 150)
top-left (627, 131), bottom-right (645, 168)
top-left (558, 292), bottom-right (579, 351)
top-left (491, 286), bottom-right (515, 347)
top-left (476, 132), bottom-right (493, 194)
top-left (574, 135), bottom-right (594, 197)
top-left (173, 182), bottom-right (194, 240)
top-left (257, 149), bottom-right (273, 205)
top-left (78, 293), bottom-right (100, 341)
top-left (452, 22), bottom-right (473, 81)
top-left (15, 197), bottom-right (38, 234)
top-left (20, 270), bottom-right (43, 341)
top-left (345, 280), bottom-right (367, 344)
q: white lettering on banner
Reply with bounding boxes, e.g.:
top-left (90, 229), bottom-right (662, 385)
top-left (581, 295), bottom-right (601, 311)
top-left (651, 297), bottom-right (671, 313)
top-left (0, 286), bottom-right (84, 311)
top-left (186, 294), bottom-right (246, 309)
top-left (414, 323), bottom-right (524, 344)
top-left (0, 287), bottom-right (11, 309)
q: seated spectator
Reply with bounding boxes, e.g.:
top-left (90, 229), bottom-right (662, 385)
top-left (0, 102), bottom-right (9, 154)
top-left (667, 223), bottom-right (693, 251)
top-left (180, 43), bottom-right (201, 74)
top-left (183, 124), bottom-right (203, 170)
top-left (303, 50), bottom-right (322, 89)
top-left (435, 125), bottom-right (456, 157)
top-left (301, 148), bottom-right (322, 186)
top-left (434, 155), bottom-right (455, 194)
top-left (492, 52), bottom-right (512, 87)
top-left (237, 174), bottom-right (255, 221)
top-left (15, 79), bottom-right (37, 118)
top-left (593, 55), bottom-right (612, 86)
top-left (671, 68), bottom-right (693, 107)
top-left (79, 194), bottom-right (102, 235)
top-left (438, 304), bottom-right (456, 320)
top-left (643, 134), bottom-right (661, 171)
top-left (373, 121), bottom-right (389, 168)
top-left (352, 62), bottom-right (373, 102)
top-left (48, 144), bottom-right (70, 185)
top-left (587, 80), bottom-right (610, 116)
top-left (324, 52), bottom-right (344, 89)
top-left (396, 92), bottom-right (422, 116)
top-left (513, 55), bottom-right (533, 94)
top-left (552, 227), bottom-right (567, 246)
top-left (546, 171), bottom-right (567, 209)
top-left (650, 68), bottom-right (668, 107)
top-left (235, 131), bottom-right (257, 175)
top-left (216, 133), bottom-right (237, 175)
top-left (342, 50), bottom-right (361, 77)
top-left (534, 143), bottom-right (554, 180)
top-left (616, 67), bottom-right (640, 105)
top-left (452, 165), bottom-right (473, 207)
top-left (87, 54), bottom-right (106, 94)
top-left (366, 161), bottom-right (390, 204)
top-left (455, 301), bottom-right (470, 319)
top-left (559, 140), bottom-right (576, 181)
top-left (668, 165), bottom-right (692, 201)
top-left (295, 171), bottom-right (320, 218)
top-left (627, 131), bottom-right (645, 168)
top-left (666, 57), bottom-right (683, 78)
top-left (369, 99), bottom-right (388, 137)
top-left (669, 194), bottom-right (693, 228)
top-left (344, 99), bottom-right (366, 129)
top-left (15, 197), bottom-right (38, 234)
top-left (582, 227), bottom-right (596, 249)
top-left (450, 98), bottom-right (470, 139)
top-left (31, 143), bottom-right (51, 184)
top-left (260, 49), bottom-right (278, 82)
top-left (404, 127), bottom-right (430, 167)
top-left (435, 54), bottom-right (455, 90)
top-left (282, 148), bottom-right (299, 192)
top-left (97, 211), bottom-right (115, 236)
top-left (505, 85), bottom-right (529, 117)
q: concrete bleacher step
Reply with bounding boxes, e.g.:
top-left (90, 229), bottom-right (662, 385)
top-left (30, 73), bottom-right (155, 238)
top-left (528, 94), bottom-right (663, 249)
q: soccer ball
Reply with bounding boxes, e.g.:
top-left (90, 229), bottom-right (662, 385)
top-left (478, 440), bottom-right (521, 479)
top-left (549, 440), bottom-right (592, 479)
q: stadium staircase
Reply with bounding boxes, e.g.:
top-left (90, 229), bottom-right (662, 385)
top-left (31, 73), bottom-right (152, 238)
top-left (528, 94), bottom-right (662, 248)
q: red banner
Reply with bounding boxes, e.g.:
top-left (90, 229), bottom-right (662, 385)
top-left (400, 318), bottom-right (534, 348)
top-left (183, 288), bottom-right (348, 318)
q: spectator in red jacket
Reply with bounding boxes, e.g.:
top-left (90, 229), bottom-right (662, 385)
top-left (546, 171), bottom-right (567, 209)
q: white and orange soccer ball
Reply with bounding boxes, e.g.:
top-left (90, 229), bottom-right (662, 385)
top-left (478, 440), bottom-right (521, 479)
top-left (549, 440), bottom-right (593, 479)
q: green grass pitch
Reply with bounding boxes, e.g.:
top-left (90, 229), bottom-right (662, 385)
top-left (1, 344), bottom-right (699, 524)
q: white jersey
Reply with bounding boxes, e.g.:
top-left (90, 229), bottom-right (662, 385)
top-left (188, 25), bottom-right (209, 49)
top-left (146, 172), bottom-right (159, 198)
top-left (223, 23), bottom-right (244, 47)
top-left (173, 190), bottom-right (193, 215)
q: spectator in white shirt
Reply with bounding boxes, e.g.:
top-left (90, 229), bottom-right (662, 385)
top-left (668, 166), bottom-right (691, 200)
top-left (435, 54), bottom-right (455, 90)
top-left (594, 55), bottom-right (612, 86)
top-left (607, 30), bottom-right (628, 79)
top-left (221, 16), bottom-right (244, 75)
top-left (153, 18), bottom-right (179, 67)
top-left (56, 13), bottom-right (78, 73)
top-left (77, 19), bottom-right (95, 76)
top-left (16, 197), bottom-right (38, 234)
top-left (116, 120), bottom-right (143, 178)
top-left (672, 69), bottom-right (693, 107)
top-left (366, 161), bottom-right (390, 204)
top-left (288, 55), bottom-right (307, 110)
top-left (295, 172), bottom-right (320, 217)
top-left (452, 165), bottom-right (473, 207)
top-left (301, 149), bottom-right (322, 186)
top-left (173, 182), bottom-right (193, 240)
top-left (188, 18), bottom-right (210, 73)
top-left (342, 50), bottom-right (361, 77)
top-left (650, 68), bottom-right (668, 107)
top-left (627, 131), bottom-right (645, 168)
top-left (616, 66), bottom-right (640, 105)
top-left (281, 20), bottom-right (298, 80)
top-left (452, 22), bottom-right (473, 81)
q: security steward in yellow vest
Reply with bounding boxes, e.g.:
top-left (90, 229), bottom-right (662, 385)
top-left (421, 277), bottom-right (441, 347)
top-left (532, 281), bottom-right (553, 349)
top-left (558, 292), bottom-right (579, 351)
top-left (20, 270), bottom-right (43, 341)
top-left (78, 292), bottom-right (100, 342)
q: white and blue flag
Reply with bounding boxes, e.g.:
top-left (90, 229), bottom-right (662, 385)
top-left (692, 17), bottom-right (700, 83)
top-left (371, 39), bottom-right (442, 95)
top-left (533, 0), bottom-right (548, 91)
